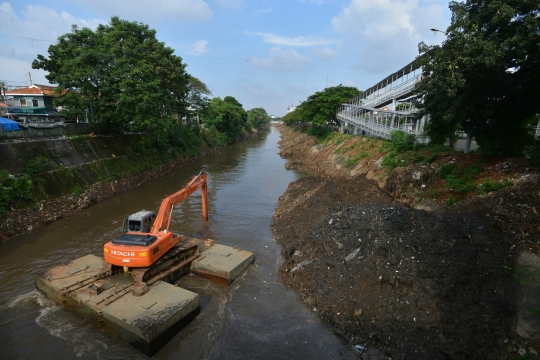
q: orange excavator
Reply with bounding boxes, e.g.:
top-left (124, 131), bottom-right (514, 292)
top-left (103, 171), bottom-right (208, 285)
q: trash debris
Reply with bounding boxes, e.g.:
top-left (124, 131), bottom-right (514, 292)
top-left (290, 259), bottom-right (314, 273)
top-left (345, 247), bottom-right (360, 262)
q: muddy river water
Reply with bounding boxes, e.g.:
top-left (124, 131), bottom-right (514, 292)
top-left (0, 126), bottom-right (352, 359)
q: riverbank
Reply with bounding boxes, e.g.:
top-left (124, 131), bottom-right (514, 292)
top-left (272, 124), bottom-right (540, 359)
top-left (0, 129), bottom-right (254, 241)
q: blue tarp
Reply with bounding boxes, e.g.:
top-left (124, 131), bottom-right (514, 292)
top-left (0, 116), bottom-right (20, 132)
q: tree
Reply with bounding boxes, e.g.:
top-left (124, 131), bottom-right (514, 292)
top-left (186, 76), bottom-right (211, 112)
top-left (32, 17), bottom-right (190, 133)
top-left (297, 85), bottom-right (362, 126)
top-left (415, 0), bottom-right (540, 155)
top-left (246, 107), bottom-right (270, 129)
top-left (202, 96), bottom-right (247, 142)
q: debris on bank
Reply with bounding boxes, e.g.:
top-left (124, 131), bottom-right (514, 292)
top-left (273, 125), bottom-right (540, 359)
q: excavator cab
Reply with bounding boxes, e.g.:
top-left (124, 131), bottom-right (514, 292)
top-left (122, 211), bottom-right (156, 234)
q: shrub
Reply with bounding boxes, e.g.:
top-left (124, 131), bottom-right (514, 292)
top-left (0, 171), bottom-right (34, 214)
top-left (390, 130), bottom-right (416, 151)
top-left (476, 178), bottom-right (513, 195)
top-left (73, 185), bottom-right (84, 197)
top-left (306, 126), bottom-right (331, 141)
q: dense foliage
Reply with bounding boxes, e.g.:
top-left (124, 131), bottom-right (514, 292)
top-left (202, 96), bottom-right (248, 143)
top-left (33, 17), bottom-right (190, 134)
top-left (0, 171), bottom-right (33, 215)
top-left (415, 0), bottom-right (540, 156)
top-left (247, 107), bottom-right (271, 129)
top-left (282, 85), bottom-right (361, 126)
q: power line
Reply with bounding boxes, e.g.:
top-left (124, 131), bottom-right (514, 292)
top-left (0, 79), bottom-right (31, 84)
top-left (177, 53), bottom-right (383, 70)
top-left (0, 33), bottom-right (54, 43)
top-left (0, 71), bottom-right (27, 76)
top-left (0, 33), bottom-right (383, 71)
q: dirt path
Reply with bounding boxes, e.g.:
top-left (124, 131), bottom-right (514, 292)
top-left (272, 125), bottom-right (540, 359)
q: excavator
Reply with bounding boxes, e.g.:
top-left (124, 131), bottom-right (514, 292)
top-left (103, 171), bottom-right (208, 286)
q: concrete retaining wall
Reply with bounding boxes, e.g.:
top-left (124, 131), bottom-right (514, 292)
top-left (0, 123), bottom-right (98, 138)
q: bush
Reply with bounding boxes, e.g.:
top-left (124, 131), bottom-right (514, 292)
top-left (476, 178), bottom-right (513, 195)
top-left (437, 162), bottom-right (482, 194)
top-left (306, 126), bottom-right (331, 141)
top-left (26, 156), bottom-right (60, 176)
top-left (72, 185), bottom-right (84, 197)
top-left (390, 130), bottom-right (416, 151)
top-left (0, 171), bottom-right (34, 214)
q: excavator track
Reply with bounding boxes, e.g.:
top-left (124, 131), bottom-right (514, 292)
top-left (130, 240), bottom-right (199, 285)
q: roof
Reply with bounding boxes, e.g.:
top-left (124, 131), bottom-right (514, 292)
top-left (4, 84), bottom-right (59, 96)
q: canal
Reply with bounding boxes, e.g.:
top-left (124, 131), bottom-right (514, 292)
top-left (0, 126), bottom-right (351, 359)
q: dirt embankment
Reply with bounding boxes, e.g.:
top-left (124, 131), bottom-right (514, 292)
top-left (272, 125), bottom-right (540, 359)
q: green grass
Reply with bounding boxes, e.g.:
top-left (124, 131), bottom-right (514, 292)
top-left (72, 185), bottom-right (84, 197)
top-left (437, 162), bottom-right (482, 194)
top-left (476, 178), bottom-right (513, 195)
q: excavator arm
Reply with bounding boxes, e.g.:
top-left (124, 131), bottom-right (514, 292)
top-left (104, 171), bottom-right (209, 269)
top-left (151, 171), bottom-right (208, 233)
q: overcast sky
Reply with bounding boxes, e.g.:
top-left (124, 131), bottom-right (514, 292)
top-left (0, 0), bottom-right (451, 116)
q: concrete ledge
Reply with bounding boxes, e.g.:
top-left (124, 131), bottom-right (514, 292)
top-left (35, 254), bottom-right (199, 356)
top-left (190, 243), bottom-right (255, 284)
top-left (34, 239), bottom-right (254, 355)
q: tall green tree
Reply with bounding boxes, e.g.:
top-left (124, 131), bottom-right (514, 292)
top-left (202, 96), bottom-right (247, 142)
top-left (297, 85), bottom-right (362, 126)
top-left (246, 107), bottom-right (270, 129)
top-left (186, 76), bottom-right (211, 112)
top-left (32, 16), bottom-right (190, 133)
top-left (415, 0), bottom-right (540, 155)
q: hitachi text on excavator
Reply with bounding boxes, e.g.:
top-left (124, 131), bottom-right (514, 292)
top-left (103, 171), bottom-right (208, 285)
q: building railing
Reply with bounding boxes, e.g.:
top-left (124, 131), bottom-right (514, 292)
top-left (356, 74), bottom-right (422, 108)
top-left (337, 112), bottom-right (429, 143)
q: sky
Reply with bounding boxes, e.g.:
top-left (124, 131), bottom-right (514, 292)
top-left (0, 0), bottom-right (451, 116)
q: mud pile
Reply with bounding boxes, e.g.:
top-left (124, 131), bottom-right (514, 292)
top-left (272, 126), bottom-right (540, 359)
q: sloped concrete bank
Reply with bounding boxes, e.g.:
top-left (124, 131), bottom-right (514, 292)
top-left (0, 134), bottom-right (220, 240)
top-left (272, 124), bottom-right (540, 359)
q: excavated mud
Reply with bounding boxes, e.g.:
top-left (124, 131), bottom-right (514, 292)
top-left (272, 125), bottom-right (540, 359)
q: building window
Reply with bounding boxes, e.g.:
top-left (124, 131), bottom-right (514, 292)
top-left (20, 99), bottom-right (26, 107)
top-left (32, 99), bottom-right (39, 107)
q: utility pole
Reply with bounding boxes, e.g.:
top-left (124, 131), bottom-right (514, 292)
top-left (326, 76), bottom-right (328, 88)
top-left (28, 72), bottom-right (33, 85)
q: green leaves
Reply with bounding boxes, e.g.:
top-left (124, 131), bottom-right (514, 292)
top-left (32, 16), bottom-right (190, 133)
top-left (246, 108), bottom-right (271, 129)
top-left (415, 0), bottom-right (540, 156)
top-left (0, 171), bottom-right (34, 214)
top-left (284, 85), bottom-right (361, 126)
top-left (202, 96), bottom-right (247, 143)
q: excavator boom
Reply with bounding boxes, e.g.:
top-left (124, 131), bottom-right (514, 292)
top-left (103, 171), bottom-right (209, 269)
top-left (152, 171), bottom-right (208, 233)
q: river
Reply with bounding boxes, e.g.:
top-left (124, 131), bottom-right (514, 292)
top-left (0, 126), bottom-right (352, 359)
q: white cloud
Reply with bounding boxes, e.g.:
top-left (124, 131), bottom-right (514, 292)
top-left (311, 47), bottom-right (338, 62)
top-left (332, 0), bottom-right (448, 72)
top-left (251, 8), bottom-right (272, 16)
top-left (247, 32), bottom-right (336, 47)
top-left (251, 47), bottom-right (312, 71)
top-left (0, 3), bottom-right (106, 86)
top-left (189, 40), bottom-right (208, 55)
top-left (75, 0), bottom-right (211, 22)
top-left (217, 0), bottom-right (242, 9)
